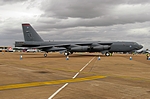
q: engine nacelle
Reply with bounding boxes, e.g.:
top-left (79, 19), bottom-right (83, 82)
top-left (46, 47), bottom-right (66, 52)
top-left (93, 45), bottom-right (110, 51)
top-left (70, 46), bottom-right (89, 52)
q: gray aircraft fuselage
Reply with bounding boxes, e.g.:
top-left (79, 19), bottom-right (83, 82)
top-left (15, 23), bottom-right (143, 56)
top-left (15, 40), bottom-right (143, 53)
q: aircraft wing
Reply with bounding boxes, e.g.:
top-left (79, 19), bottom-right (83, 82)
top-left (33, 42), bottom-right (113, 49)
top-left (33, 45), bottom-right (53, 49)
top-left (55, 43), bottom-right (92, 47)
top-left (33, 45), bottom-right (66, 52)
top-left (98, 42), bottom-right (113, 45)
top-left (75, 43), bottom-right (93, 46)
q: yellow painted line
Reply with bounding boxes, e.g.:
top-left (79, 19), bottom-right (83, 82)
top-left (0, 75), bottom-right (106, 91)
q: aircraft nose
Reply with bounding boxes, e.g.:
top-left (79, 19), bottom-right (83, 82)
top-left (138, 44), bottom-right (143, 49)
top-left (135, 44), bottom-right (143, 50)
top-left (140, 45), bottom-right (143, 49)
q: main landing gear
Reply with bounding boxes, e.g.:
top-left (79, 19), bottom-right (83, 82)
top-left (64, 52), bottom-right (69, 56)
top-left (105, 52), bottom-right (113, 56)
top-left (43, 51), bottom-right (73, 57)
top-left (105, 52), bottom-right (110, 56)
top-left (44, 52), bottom-right (48, 57)
top-left (64, 51), bottom-right (73, 56)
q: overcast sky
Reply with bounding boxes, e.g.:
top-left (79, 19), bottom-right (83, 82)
top-left (0, 0), bottom-right (150, 49)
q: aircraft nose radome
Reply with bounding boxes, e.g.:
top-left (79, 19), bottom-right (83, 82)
top-left (139, 45), bottom-right (143, 49)
top-left (137, 45), bottom-right (143, 50)
top-left (135, 44), bottom-right (143, 50)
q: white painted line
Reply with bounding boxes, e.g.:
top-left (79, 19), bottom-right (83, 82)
top-left (48, 83), bottom-right (68, 99)
top-left (48, 57), bottom-right (95, 99)
top-left (72, 72), bottom-right (79, 79)
top-left (73, 57), bottom-right (95, 79)
top-left (80, 57), bottom-right (95, 72)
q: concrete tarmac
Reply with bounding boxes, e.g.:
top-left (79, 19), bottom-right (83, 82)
top-left (0, 52), bottom-right (150, 99)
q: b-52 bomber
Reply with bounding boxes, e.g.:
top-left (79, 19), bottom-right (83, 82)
top-left (15, 24), bottom-right (143, 57)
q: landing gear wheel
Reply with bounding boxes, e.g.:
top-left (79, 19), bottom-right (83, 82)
top-left (44, 53), bottom-right (47, 57)
top-left (64, 52), bottom-right (69, 56)
top-left (70, 52), bottom-right (73, 54)
top-left (105, 52), bottom-right (110, 56)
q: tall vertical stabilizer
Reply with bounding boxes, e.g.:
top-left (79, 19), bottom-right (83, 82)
top-left (22, 24), bottom-right (43, 41)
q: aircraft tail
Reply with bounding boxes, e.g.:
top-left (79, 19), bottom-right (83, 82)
top-left (22, 24), bottom-right (43, 41)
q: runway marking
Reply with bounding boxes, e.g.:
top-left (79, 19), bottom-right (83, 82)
top-left (72, 72), bottom-right (79, 79)
top-left (72, 57), bottom-right (95, 79)
top-left (79, 57), bottom-right (95, 72)
top-left (48, 57), bottom-right (95, 99)
top-left (0, 75), bottom-right (106, 91)
top-left (48, 83), bottom-right (69, 99)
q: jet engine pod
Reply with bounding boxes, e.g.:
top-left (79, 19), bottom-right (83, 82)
top-left (103, 45), bottom-right (111, 50)
top-left (47, 47), bottom-right (66, 52)
top-left (93, 45), bottom-right (110, 51)
top-left (70, 46), bottom-right (89, 52)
